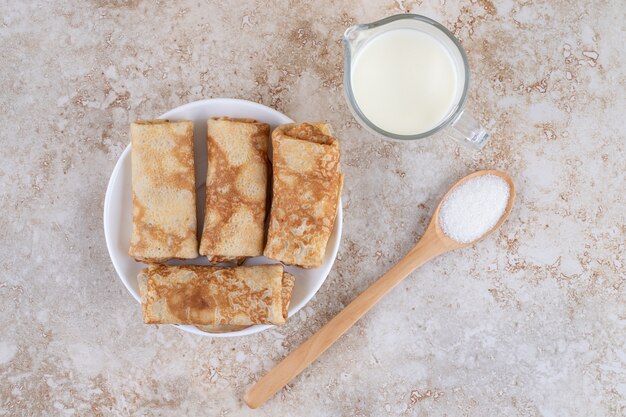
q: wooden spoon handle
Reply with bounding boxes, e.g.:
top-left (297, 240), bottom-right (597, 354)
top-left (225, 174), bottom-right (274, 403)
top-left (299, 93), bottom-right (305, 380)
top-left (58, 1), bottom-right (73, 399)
top-left (244, 236), bottom-right (444, 408)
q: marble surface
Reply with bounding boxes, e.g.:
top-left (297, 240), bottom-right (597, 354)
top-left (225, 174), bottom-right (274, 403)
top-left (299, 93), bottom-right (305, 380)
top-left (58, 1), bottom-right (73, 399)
top-left (1, 1), bottom-right (624, 415)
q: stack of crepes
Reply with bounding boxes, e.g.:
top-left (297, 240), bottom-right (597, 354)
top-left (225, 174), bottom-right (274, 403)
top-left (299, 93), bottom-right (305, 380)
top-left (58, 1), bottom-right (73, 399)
top-left (127, 118), bottom-right (342, 331)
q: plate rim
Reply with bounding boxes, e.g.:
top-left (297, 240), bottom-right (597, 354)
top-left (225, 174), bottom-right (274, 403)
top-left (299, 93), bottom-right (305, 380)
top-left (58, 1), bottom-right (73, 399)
top-left (103, 98), bottom-right (343, 338)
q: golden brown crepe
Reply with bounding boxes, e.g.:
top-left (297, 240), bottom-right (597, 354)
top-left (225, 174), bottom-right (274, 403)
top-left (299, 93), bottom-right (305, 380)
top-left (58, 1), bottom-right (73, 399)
top-left (128, 120), bottom-right (199, 263)
top-left (264, 123), bottom-right (343, 268)
top-left (199, 118), bottom-right (270, 263)
top-left (137, 264), bottom-right (294, 326)
top-left (196, 272), bottom-right (295, 333)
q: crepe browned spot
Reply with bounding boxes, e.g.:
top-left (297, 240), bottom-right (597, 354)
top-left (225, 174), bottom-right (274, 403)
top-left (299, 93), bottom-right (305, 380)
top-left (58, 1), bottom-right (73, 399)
top-left (264, 123), bottom-right (343, 268)
top-left (199, 118), bottom-right (270, 264)
top-left (137, 264), bottom-right (293, 326)
top-left (128, 120), bottom-right (199, 263)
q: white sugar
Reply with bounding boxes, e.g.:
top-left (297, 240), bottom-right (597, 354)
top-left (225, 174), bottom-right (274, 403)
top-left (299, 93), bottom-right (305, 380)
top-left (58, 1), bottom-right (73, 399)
top-left (439, 174), bottom-right (510, 243)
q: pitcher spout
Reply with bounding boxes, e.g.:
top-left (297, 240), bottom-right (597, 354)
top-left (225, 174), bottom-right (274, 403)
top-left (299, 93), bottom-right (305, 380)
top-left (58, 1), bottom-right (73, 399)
top-left (343, 24), bottom-right (360, 52)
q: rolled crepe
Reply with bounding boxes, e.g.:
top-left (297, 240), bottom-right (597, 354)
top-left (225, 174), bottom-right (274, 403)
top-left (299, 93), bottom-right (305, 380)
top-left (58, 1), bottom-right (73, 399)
top-left (137, 264), bottom-right (294, 326)
top-left (196, 272), bottom-right (295, 333)
top-left (264, 123), bottom-right (343, 268)
top-left (200, 118), bottom-right (270, 263)
top-left (128, 120), bottom-right (199, 263)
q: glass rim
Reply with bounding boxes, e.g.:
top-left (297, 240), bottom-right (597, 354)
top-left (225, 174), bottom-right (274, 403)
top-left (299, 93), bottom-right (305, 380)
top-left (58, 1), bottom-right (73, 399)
top-left (343, 13), bottom-right (470, 141)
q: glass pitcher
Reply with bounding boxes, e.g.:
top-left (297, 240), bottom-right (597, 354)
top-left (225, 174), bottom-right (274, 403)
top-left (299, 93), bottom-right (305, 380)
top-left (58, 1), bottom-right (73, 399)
top-left (343, 14), bottom-right (489, 149)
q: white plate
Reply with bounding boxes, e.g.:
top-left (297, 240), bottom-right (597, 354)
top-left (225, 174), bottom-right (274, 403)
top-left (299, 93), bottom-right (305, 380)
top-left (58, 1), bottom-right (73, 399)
top-left (103, 98), bottom-right (342, 337)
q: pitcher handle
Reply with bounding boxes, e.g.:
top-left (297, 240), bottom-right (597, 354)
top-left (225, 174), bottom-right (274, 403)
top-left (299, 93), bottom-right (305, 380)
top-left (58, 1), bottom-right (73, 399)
top-left (445, 110), bottom-right (489, 149)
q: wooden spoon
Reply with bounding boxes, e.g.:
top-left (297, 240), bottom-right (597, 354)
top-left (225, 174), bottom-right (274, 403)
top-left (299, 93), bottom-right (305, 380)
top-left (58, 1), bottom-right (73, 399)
top-left (244, 169), bottom-right (515, 408)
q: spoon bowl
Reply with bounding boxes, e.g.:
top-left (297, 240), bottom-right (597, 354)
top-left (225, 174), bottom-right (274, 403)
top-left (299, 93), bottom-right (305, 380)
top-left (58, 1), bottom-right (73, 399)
top-left (244, 170), bottom-right (515, 408)
top-left (425, 169), bottom-right (516, 253)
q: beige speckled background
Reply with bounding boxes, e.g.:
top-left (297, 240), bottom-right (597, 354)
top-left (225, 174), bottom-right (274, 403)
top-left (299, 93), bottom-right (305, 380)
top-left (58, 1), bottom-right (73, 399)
top-left (1, 0), bottom-right (625, 416)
